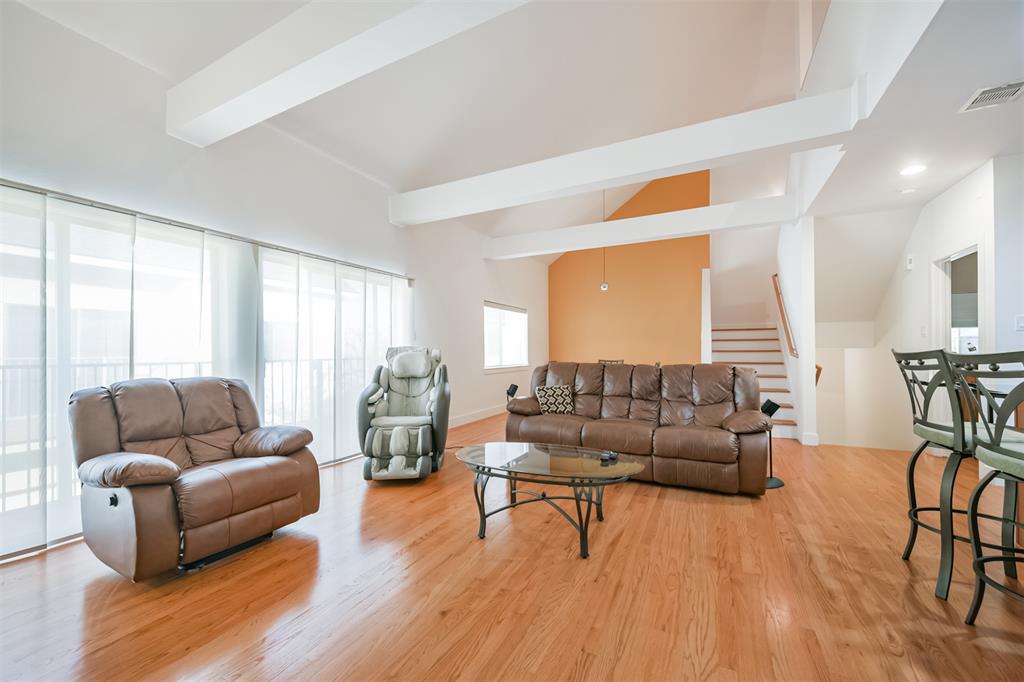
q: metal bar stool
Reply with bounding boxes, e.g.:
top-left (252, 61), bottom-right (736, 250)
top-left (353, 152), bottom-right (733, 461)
top-left (892, 349), bottom-right (973, 599)
top-left (948, 351), bottom-right (1024, 625)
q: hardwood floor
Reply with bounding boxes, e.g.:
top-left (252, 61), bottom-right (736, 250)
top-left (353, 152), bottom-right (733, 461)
top-left (2, 413), bottom-right (1023, 680)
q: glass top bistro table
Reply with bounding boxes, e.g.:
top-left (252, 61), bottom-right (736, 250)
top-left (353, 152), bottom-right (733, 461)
top-left (456, 442), bottom-right (644, 558)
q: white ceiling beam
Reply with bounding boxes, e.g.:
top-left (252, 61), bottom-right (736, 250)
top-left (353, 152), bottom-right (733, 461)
top-left (390, 83), bottom-right (861, 226)
top-left (486, 194), bottom-right (797, 260)
top-left (167, 0), bottom-right (528, 147)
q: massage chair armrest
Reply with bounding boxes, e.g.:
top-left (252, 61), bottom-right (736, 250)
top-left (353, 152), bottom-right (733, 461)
top-left (357, 367), bottom-right (386, 444)
top-left (431, 364), bottom-right (451, 455)
top-left (723, 410), bottom-right (773, 434)
top-left (234, 425), bottom-right (314, 457)
top-left (78, 452), bottom-right (181, 488)
top-left (507, 396), bottom-right (541, 416)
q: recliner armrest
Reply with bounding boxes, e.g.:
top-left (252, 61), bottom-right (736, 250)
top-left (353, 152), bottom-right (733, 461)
top-left (723, 410), bottom-right (772, 434)
top-left (507, 396), bottom-right (541, 416)
top-left (78, 452), bottom-right (180, 488)
top-left (234, 425), bottom-right (314, 457)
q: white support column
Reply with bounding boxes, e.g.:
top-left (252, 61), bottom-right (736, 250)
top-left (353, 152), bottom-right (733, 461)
top-left (796, 216), bottom-right (819, 445)
top-left (700, 268), bottom-right (712, 364)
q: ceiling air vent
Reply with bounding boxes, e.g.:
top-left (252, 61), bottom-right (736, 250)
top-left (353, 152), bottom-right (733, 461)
top-left (958, 80), bottom-right (1024, 113)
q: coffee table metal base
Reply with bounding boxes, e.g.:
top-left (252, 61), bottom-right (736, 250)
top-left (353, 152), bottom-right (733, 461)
top-left (470, 468), bottom-right (621, 558)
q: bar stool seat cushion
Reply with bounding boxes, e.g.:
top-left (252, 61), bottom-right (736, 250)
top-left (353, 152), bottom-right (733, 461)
top-left (913, 422), bottom-right (971, 450)
top-left (974, 441), bottom-right (1024, 480)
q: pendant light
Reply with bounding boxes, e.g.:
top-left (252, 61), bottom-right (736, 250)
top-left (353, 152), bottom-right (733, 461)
top-left (600, 248), bottom-right (609, 292)
top-left (599, 190), bottom-right (609, 292)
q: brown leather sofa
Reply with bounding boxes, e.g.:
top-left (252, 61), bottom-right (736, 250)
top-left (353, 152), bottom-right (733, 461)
top-left (506, 362), bottom-right (770, 495)
top-left (68, 377), bottom-right (320, 581)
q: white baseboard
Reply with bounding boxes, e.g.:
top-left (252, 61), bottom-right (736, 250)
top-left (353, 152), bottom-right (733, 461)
top-left (449, 403), bottom-right (507, 428)
top-left (800, 431), bottom-right (820, 446)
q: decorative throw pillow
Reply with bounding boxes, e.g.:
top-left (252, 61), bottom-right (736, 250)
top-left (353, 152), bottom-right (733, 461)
top-left (536, 385), bottom-right (574, 414)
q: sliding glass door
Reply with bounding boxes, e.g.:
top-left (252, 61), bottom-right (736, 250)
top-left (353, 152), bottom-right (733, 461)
top-left (0, 184), bottom-right (414, 557)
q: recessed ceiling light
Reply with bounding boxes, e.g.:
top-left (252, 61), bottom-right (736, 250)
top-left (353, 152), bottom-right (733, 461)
top-left (900, 188), bottom-right (918, 194)
top-left (900, 164), bottom-right (927, 176)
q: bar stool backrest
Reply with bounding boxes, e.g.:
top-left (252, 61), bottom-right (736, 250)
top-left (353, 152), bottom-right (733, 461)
top-left (947, 351), bottom-right (1024, 455)
top-left (892, 348), bottom-right (966, 452)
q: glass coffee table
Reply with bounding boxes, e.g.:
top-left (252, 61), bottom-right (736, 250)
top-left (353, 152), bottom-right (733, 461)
top-left (456, 442), bottom-right (644, 558)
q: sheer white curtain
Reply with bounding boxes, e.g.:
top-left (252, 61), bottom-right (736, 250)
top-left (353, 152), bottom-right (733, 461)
top-left (258, 255), bottom-right (415, 462)
top-left (336, 265), bottom-right (366, 459)
top-left (133, 220), bottom-right (210, 379)
top-left (365, 271), bottom-right (392, 382)
top-left (298, 257), bottom-right (337, 461)
top-left (0, 188), bottom-right (46, 555)
top-left (46, 200), bottom-right (135, 543)
top-left (0, 185), bottom-right (414, 557)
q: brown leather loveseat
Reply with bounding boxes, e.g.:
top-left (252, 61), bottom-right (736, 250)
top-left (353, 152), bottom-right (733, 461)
top-left (68, 377), bottom-right (320, 580)
top-left (506, 363), bottom-right (770, 495)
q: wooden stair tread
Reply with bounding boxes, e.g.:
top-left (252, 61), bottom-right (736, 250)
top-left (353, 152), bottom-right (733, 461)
top-left (712, 326), bottom-right (775, 331)
top-left (761, 388), bottom-right (790, 393)
top-left (773, 419), bottom-right (797, 426)
top-left (712, 337), bottom-right (777, 342)
top-left (712, 349), bottom-right (781, 353)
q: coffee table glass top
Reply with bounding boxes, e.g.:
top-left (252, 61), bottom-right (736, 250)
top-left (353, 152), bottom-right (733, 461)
top-left (456, 442), bottom-right (644, 480)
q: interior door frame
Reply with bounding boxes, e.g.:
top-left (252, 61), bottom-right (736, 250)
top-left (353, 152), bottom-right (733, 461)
top-left (935, 245), bottom-right (980, 353)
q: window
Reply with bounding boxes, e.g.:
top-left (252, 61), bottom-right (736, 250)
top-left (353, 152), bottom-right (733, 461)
top-left (484, 302), bottom-right (528, 369)
top-left (0, 183), bottom-right (414, 558)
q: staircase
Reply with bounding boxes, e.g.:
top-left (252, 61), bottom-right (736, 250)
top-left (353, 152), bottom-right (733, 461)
top-left (711, 325), bottom-right (799, 439)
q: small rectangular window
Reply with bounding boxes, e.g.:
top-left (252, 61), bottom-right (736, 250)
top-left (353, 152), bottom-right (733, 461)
top-left (484, 301), bottom-right (528, 369)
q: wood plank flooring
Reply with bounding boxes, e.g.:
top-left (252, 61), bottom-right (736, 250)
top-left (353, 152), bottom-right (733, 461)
top-left (1, 413), bottom-right (1023, 680)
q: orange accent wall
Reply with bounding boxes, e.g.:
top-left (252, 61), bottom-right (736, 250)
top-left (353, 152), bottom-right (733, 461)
top-left (548, 171), bottom-right (711, 365)
top-left (606, 169), bottom-right (709, 220)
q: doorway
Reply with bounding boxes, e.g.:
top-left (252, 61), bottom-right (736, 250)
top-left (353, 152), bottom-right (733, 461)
top-left (949, 251), bottom-right (979, 353)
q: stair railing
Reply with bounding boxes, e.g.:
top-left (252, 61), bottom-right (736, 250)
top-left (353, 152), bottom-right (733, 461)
top-left (771, 273), bottom-right (798, 358)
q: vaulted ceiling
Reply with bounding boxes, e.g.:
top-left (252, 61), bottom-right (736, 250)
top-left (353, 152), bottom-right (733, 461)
top-left (14, 0), bottom-right (1024, 251)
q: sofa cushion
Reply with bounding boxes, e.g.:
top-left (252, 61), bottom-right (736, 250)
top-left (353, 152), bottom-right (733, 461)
top-left (582, 419), bottom-right (654, 455)
top-left (516, 414), bottom-right (590, 446)
top-left (111, 378), bottom-right (192, 469)
top-left (601, 396), bottom-right (631, 420)
top-left (660, 364), bottom-right (696, 426)
top-left (629, 365), bottom-right (661, 423)
top-left (603, 364), bottom-right (633, 396)
top-left (172, 456), bottom-right (303, 529)
top-left (170, 378), bottom-right (243, 464)
top-left (573, 363), bottom-right (604, 418)
top-left (546, 361), bottom-right (578, 387)
top-left (693, 365), bottom-right (736, 427)
top-left (110, 378), bottom-right (183, 442)
top-left (173, 377), bottom-right (237, 435)
top-left (653, 425), bottom-right (739, 464)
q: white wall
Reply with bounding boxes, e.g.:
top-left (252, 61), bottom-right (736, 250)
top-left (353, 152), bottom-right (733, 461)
top-left (816, 321), bottom-right (874, 348)
top-left (815, 161), bottom-right (999, 450)
top-left (408, 221), bottom-right (548, 425)
top-left (0, 2), bottom-right (548, 428)
top-left (709, 225), bottom-right (780, 325)
top-left (993, 154), bottom-right (1024, 352)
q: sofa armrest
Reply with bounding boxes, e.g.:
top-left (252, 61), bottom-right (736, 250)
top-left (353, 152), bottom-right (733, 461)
top-left (723, 410), bottom-right (772, 434)
top-left (78, 452), bottom-right (180, 488)
top-left (507, 396), bottom-right (541, 416)
top-left (234, 425), bottom-right (314, 457)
